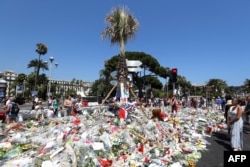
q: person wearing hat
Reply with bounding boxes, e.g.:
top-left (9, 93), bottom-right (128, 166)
top-left (225, 99), bottom-right (233, 134)
top-left (225, 100), bottom-right (233, 119)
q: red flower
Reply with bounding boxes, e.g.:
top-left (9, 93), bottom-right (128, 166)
top-left (99, 158), bottom-right (112, 167)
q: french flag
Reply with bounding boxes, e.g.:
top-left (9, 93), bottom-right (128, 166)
top-left (125, 104), bottom-right (133, 111)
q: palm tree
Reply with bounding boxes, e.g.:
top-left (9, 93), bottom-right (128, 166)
top-left (27, 59), bottom-right (49, 73)
top-left (102, 6), bottom-right (139, 100)
top-left (34, 43), bottom-right (48, 90)
top-left (28, 58), bottom-right (48, 90)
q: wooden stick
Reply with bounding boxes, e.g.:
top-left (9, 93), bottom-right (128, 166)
top-left (129, 88), bottom-right (149, 119)
top-left (100, 83), bottom-right (118, 106)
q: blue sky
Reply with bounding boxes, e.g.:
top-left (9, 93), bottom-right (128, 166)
top-left (1, 0), bottom-right (250, 86)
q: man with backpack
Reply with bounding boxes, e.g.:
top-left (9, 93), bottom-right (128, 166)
top-left (5, 97), bottom-right (20, 124)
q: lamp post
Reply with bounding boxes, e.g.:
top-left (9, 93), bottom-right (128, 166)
top-left (166, 77), bottom-right (169, 98)
top-left (46, 57), bottom-right (58, 98)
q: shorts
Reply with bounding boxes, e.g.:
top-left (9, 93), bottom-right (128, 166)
top-left (7, 113), bottom-right (17, 119)
top-left (65, 107), bottom-right (72, 116)
top-left (6, 113), bottom-right (17, 123)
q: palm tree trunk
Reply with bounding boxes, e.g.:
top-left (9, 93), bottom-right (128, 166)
top-left (118, 35), bottom-right (128, 83)
top-left (117, 37), bottom-right (129, 103)
top-left (34, 54), bottom-right (41, 90)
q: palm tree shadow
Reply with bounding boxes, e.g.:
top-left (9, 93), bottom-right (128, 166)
top-left (212, 132), bottom-right (232, 150)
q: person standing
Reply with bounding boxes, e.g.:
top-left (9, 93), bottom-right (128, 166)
top-left (47, 96), bottom-right (53, 108)
top-left (47, 106), bottom-right (54, 119)
top-left (35, 101), bottom-right (44, 121)
top-left (228, 98), bottom-right (243, 151)
top-left (32, 95), bottom-right (39, 110)
top-left (225, 99), bottom-right (233, 135)
top-left (244, 96), bottom-right (250, 123)
top-left (5, 96), bottom-right (11, 106)
top-left (216, 96), bottom-right (222, 110)
top-left (5, 97), bottom-right (19, 124)
top-left (74, 98), bottom-right (83, 115)
top-left (63, 95), bottom-right (72, 116)
top-left (52, 96), bottom-right (59, 117)
top-left (244, 96), bottom-right (250, 133)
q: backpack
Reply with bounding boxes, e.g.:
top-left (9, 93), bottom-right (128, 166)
top-left (10, 102), bottom-right (19, 115)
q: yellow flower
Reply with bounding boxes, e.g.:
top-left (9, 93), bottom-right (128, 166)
top-left (188, 159), bottom-right (196, 167)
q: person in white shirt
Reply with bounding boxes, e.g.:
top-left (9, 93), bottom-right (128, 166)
top-left (47, 106), bottom-right (54, 118)
top-left (32, 95), bottom-right (39, 110)
top-left (5, 97), bottom-right (11, 106)
top-left (34, 95), bottom-right (39, 103)
top-left (35, 101), bottom-right (44, 121)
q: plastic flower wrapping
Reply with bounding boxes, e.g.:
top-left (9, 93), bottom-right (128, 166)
top-left (0, 105), bottom-right (226, 167)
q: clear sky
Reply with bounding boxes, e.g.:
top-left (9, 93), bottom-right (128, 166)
top-left (1, 0), bottom-right (250, 86)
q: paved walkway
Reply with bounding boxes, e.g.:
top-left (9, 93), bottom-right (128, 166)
top-left (196, 118), bottom-right (250, 167)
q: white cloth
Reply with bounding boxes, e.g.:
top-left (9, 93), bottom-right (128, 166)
top-left (229, 106), bottom-right (243, 149)
top-left (34, 97), bottom-right (39, 103)
top-left (74, 102), bottom-right (82, 112)
top-left (6, 100), bottom-right (11, 105)
top-left (47, 109), bottom-right (54, 118)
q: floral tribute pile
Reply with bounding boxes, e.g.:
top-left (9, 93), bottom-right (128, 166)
top-left (0, 105), bottom-right (226, 167)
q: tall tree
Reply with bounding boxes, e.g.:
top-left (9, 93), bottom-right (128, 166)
top-left (206, 79), bottom-right (228, 97)
top-left (27, 59), bottom-right (49, 73)
top-left (34, 43), bottom-right (48, 90)
top-left (241, 79), bottom-right (250, 95)
top-left (102, 6), bottom-right (139, 101)
top-left (91, 52), bottom-right (172, 99)
top-left (15, 73), bottom-right (27, 85)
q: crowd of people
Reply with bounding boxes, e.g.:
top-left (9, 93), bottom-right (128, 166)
top-left (142, 94), bottom-right (250, 151)
top-left (176, 95), bottom-right (250, 151)
top-left (31, 94), bottom-right (85, 121)
top-left (1, 94), bottom-right (85, 124)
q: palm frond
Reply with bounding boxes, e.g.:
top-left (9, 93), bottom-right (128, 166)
top-left (36, 43), bottom-right (48, 55)
top-left (102, 6), bottom-right (139, 45)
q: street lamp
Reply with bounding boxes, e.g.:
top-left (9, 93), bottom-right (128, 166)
top-left (46, 57), bottom-right (58, 98)
top-left (166, 77), bottom-right (169, 98)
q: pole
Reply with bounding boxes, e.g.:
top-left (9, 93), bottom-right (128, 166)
top-left (48, 63), bottom-right (52, 97)
top-left (23, 81), bottom-right (25, 97)
top-left (129, 87), bottom-right (149, 119)
top-left (101, 83), bottom-right (117, 105)
top-left (173, 83), bottom-right (176, 95)
top-left (166, 77), bottom-right (169, 98)
top-left (48, 57), bottom-right (54, 98)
